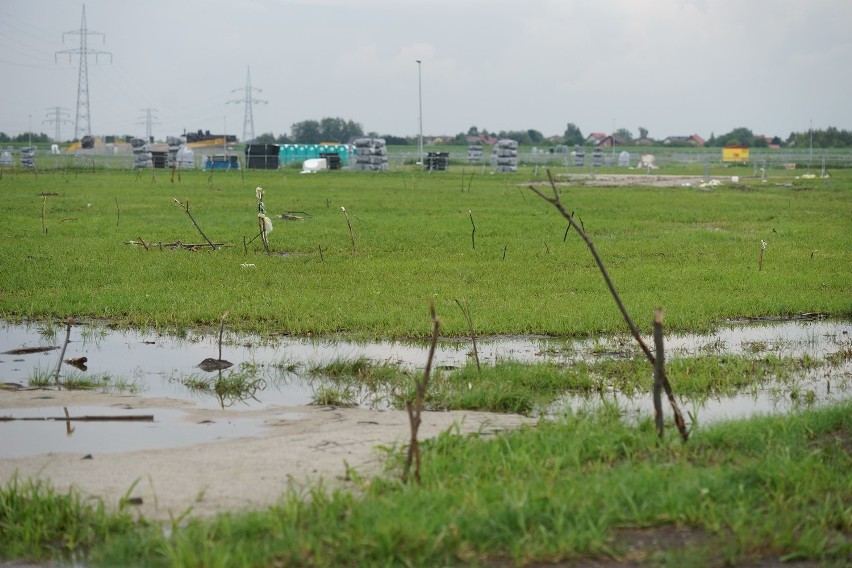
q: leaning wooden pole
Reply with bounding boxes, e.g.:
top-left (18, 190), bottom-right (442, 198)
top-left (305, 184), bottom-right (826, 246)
top-left (172, 198), bottom-right (217, 250)
top-left (529, 170), bottom-right (689, 442)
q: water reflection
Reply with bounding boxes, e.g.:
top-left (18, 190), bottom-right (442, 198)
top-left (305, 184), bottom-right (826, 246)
top-left (1, 318), bottom-right (850, 417)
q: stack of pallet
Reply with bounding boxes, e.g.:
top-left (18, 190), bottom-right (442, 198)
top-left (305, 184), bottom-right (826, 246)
top-left (491, 139), bottom-right (517, 173)
top-left (352, 138), bottom-right (388, 171)
top-left (467, 143), bottom-right (483, 164)
top-left (131, 138), bottom-right (150, 168)
top-left (20, 147), bottom-right (35, 169)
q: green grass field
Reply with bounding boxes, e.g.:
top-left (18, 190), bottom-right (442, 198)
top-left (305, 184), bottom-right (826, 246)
top-left (0, 166), bottom-right (849, 338)
top-left (1, 165), bottom-right (850, 566)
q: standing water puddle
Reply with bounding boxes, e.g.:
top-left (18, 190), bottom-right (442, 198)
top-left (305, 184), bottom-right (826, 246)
top-left (1, 319), bottom-right (850, 457)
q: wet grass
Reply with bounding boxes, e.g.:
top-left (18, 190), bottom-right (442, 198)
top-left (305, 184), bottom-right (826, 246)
top-left (1, 168), bottom-right (850, 339)
top-left (173, 365), bottom-right (267, 407)
top-left (2, 401), bottom-right (849, 566)
top-left (26, 366), bottom-right (143, 394)
top-left (298, 348), bottom-right (849, 416)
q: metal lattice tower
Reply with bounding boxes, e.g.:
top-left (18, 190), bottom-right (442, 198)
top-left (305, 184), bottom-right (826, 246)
top-left (43, 106), bottom-right (72, 143)
top-left (228, 66), bottom-right (267, 143)
top-left (55, 5), bottom-right (112, 140)
top-left (136, 108), bottom-right (160, 142)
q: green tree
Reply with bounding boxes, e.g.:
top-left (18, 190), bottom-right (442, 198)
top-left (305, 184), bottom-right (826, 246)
top-left (318, 117), bottom-right (364, 142)
top-left (253, 132), bottom-right (277, 144)
top-left (563, 123), bottom-right (584, 146)
top-left (13, 132), bottom-right (50, 144)
top-left (638, 126), bottom-right (648, 139)
top-left (711, 127), bottom-right (755, 147)
top-left (291, 120), bottom-right (322, 143)
top-left (615, 128), bottom-right (633, 143)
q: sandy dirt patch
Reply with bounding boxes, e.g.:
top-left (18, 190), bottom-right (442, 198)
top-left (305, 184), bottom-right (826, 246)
top-left (551, 172), bottom-right (733, 187)
top-left (0, 390), bottom-right (533, 520)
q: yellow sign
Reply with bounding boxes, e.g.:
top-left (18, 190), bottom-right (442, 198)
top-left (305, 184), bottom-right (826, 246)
top-left (722, 145), bottom-right (749, 162)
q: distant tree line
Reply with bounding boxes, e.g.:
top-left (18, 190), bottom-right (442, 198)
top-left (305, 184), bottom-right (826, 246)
top-left (0, 132), bottom-right (51, 144)
top-left (5, 122), bottom-right (852, 149)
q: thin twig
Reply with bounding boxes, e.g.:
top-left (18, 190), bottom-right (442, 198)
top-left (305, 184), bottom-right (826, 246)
top-left (468, 210), bottom-right (476, 250)
top-left (455, 298), bottom-right (480, 372)
top-left (529, 173), bottom-right (653, 361)
top-left (218, 311), bottom-right (229, 361)
top-left (404, 300), bottom-right (440, 483)
top-left (54, 316), bottom-right (73, 383)
top-left (342, 206), bottom-right (356, 253)
top-left (563, 211), bottom-right (575, 242)
top-left (172, 198), bottom-right (217, 249)
top-left (115, 196), bottom-right (120, 226)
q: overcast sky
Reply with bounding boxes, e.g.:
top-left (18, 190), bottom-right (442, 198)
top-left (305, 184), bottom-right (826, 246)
top-left (1, 0), bottom-right (850, 143)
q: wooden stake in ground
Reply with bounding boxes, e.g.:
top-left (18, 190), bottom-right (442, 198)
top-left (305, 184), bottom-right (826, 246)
top-left (652, 307), bottom-right (665, 439)
top-left (256, 186), bottom-right (271, 255)
top-left (341, 206), bottom-right (356, 253)
top-left (41, 195), bottom-right (47, 234)
top-left (404, 300), bottom-right (440, 483)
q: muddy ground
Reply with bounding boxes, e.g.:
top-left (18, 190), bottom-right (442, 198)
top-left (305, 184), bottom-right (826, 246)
top-left (551, 172), bottom-right (744, 187)
top-left (0, 390), bottom-right (532, 520)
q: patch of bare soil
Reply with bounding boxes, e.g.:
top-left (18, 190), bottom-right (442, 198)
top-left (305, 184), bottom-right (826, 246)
top-left (549, 173), bottom-right (729, 187)
top-left (0, 390), bottom-right (533, 521)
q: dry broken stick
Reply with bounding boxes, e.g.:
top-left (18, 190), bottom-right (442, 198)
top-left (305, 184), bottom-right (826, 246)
top-left (341, 206), bottom-right (356, 253)
top-left (455, 298), bottom-right (481, 372)
top-left (53, 316), bottom-right (73, 383)
top-left (404, 300), bottom-right (441, 483)
top-left (529, 170), bottom-right (689, 442)
top-left (172, 197), bottom-right (217, 249)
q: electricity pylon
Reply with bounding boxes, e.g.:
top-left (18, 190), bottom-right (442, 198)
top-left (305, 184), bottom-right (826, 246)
top-left (43, 106), bottom-right (72, 143)
top-left (55, 4), bottom-right (112, 140)
top-left (228, 66), bottom-right (266, 143)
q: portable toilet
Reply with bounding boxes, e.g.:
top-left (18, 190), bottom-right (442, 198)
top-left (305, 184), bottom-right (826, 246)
top-left (336, 144), bottom-right (350, 165)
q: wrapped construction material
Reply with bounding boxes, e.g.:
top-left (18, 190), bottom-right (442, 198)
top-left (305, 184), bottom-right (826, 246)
top-left (352, 138), bottom-right (388, 171)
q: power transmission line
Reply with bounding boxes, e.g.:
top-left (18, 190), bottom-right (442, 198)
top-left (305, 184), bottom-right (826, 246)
top-left (227, 66), bottom-right (266, 143)
top-left (43, 106), bottom-right (72, 143)
top-left (55, 4), bottom-right (112, 140)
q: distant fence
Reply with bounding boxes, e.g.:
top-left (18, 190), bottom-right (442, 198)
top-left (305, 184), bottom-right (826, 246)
top-left (3, 146), bottom-right (852, 172)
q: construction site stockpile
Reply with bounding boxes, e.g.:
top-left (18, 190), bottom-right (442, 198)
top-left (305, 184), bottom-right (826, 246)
top-left (491, 139), bottom-right (518, 173)
top-left (352, 138), bottom-right (388, 171)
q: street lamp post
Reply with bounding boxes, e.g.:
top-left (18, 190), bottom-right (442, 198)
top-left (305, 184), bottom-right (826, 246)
top-left (417, 59), bottom-right (423, 169)
top-left (808, 119), bottom-right (813, 175)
